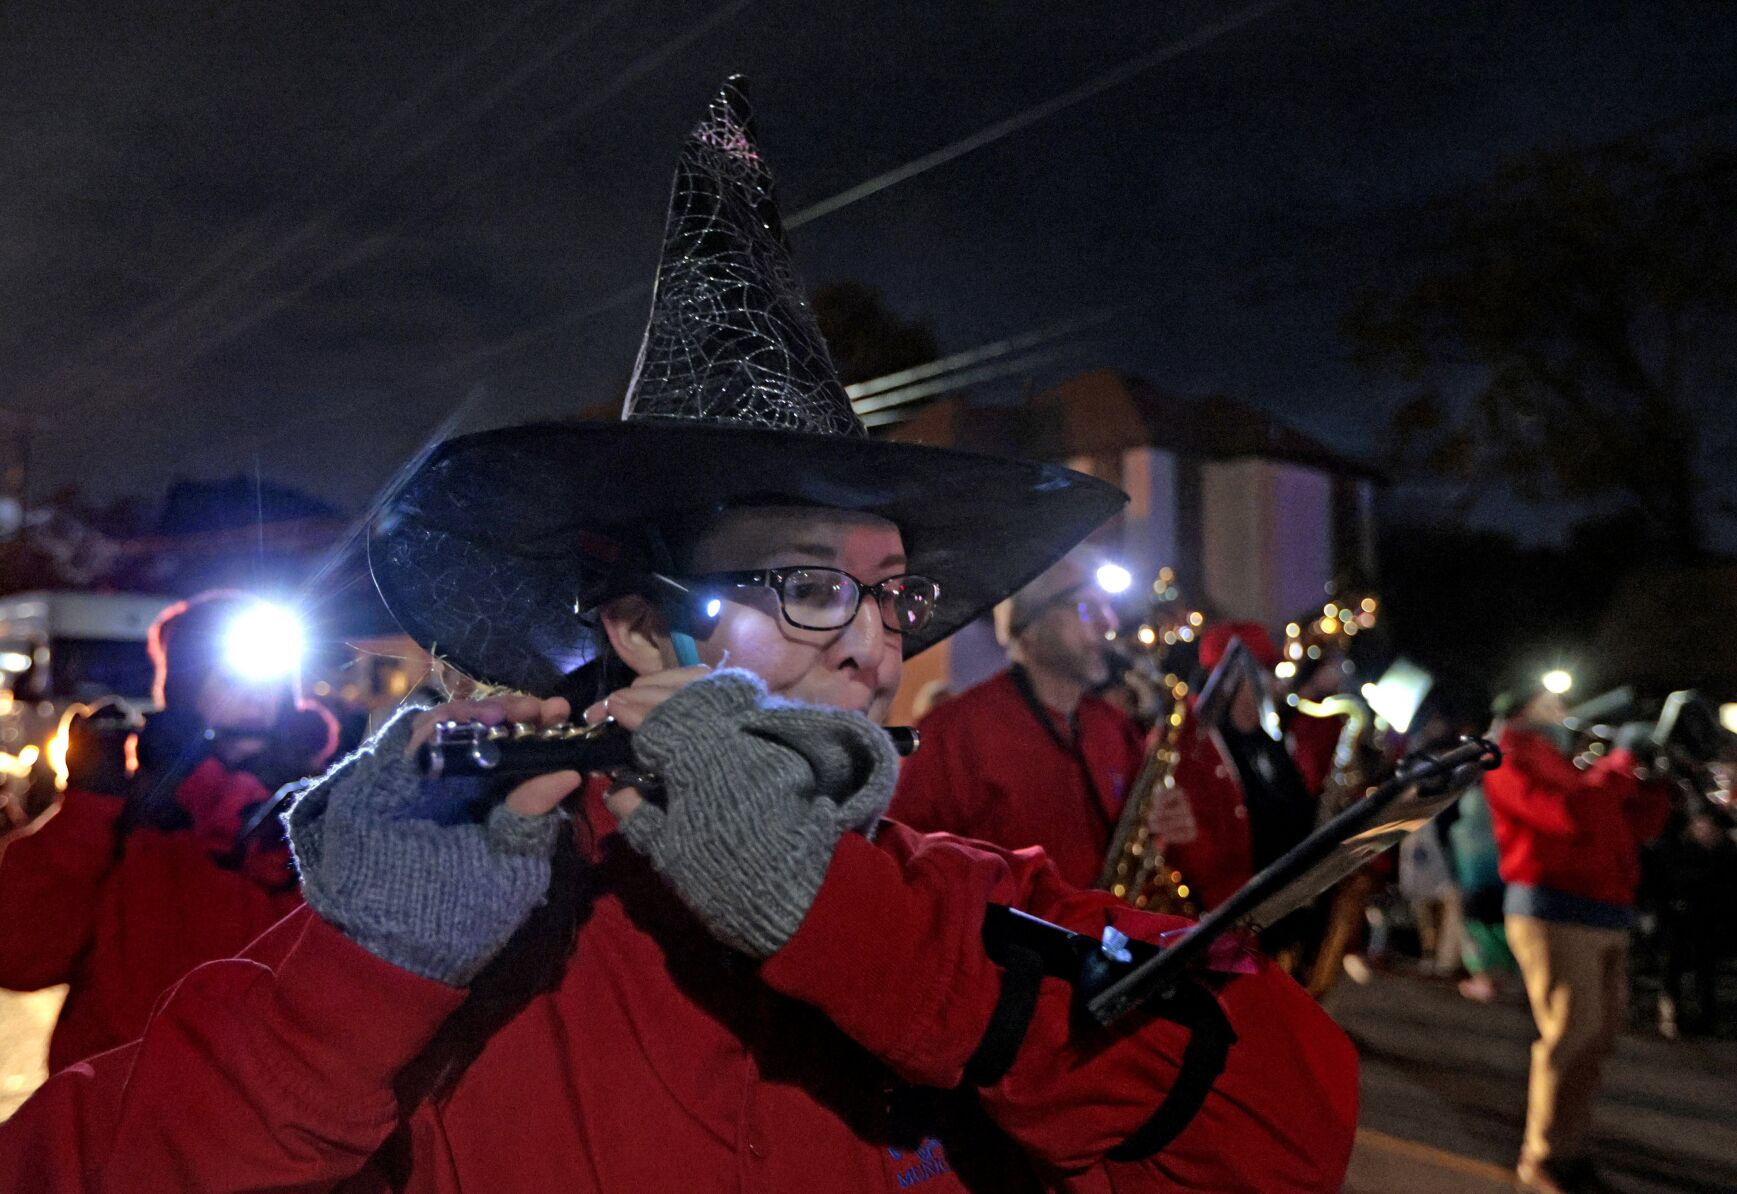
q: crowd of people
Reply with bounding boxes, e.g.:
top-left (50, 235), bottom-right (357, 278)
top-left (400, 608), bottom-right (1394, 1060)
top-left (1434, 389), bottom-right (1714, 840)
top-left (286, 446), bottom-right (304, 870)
top-left (890, 555), bottom-right (1734, 1194)
top-left (0, 75), bottom-right (1728, 1194)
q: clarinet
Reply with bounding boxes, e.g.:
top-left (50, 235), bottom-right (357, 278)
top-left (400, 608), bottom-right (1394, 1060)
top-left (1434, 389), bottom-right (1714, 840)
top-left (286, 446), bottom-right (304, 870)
top-left (418, 719), bottom-right (919, 780)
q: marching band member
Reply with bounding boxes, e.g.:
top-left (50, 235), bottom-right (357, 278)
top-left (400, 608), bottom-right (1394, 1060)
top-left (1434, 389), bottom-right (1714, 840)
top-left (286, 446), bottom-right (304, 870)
top-left (0, 79), bottom-right (1356, 1193)
top-left (1163, 623), bottom-right (1322, 912)
top-left (0, 590), bottom-right (335, 1068)
top-left (1278, 638), bottom-right (1352, 801)
top-left (1484, 684), bottom-right (1671, 1194)
top-left (888, 549), bottom-right (1151, 889)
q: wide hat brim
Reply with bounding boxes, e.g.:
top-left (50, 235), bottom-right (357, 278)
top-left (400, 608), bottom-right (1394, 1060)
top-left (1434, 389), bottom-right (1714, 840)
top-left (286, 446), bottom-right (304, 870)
top-left (370, 420), bottom-right (1125, 698)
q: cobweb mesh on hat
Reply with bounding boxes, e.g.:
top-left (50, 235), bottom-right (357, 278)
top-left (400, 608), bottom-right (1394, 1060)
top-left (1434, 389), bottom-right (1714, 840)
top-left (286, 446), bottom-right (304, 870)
top-left (623, 77), bottom-right (864, 438)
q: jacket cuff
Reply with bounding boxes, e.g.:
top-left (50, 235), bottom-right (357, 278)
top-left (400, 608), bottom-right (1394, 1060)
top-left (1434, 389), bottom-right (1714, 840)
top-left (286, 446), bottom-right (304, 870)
top-left (757, 832), bottom-right (983, 1084)
top-left (251, 911), bottom-right (468, 1103)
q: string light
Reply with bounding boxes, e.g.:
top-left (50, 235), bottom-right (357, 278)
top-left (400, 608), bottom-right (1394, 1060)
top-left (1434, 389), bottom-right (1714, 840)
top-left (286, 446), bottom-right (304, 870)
top-left (1278, 581), bottom-right (1379, 684)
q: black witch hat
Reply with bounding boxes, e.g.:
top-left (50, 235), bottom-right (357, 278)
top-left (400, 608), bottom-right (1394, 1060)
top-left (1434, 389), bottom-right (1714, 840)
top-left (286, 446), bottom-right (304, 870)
top-left (370, 78), bottom-right (1124, 698)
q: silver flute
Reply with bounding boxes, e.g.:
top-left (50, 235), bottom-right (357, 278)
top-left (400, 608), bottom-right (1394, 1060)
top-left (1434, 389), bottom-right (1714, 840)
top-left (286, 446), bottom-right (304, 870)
top-left (418, 719), bottom-right (919, 781)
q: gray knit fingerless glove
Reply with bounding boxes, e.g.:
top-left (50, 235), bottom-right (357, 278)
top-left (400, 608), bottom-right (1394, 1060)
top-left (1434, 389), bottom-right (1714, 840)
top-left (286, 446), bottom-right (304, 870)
top-left (285, 704), bottom-right (565, 986)
top-left (617, 669), bottom-right (899, 959)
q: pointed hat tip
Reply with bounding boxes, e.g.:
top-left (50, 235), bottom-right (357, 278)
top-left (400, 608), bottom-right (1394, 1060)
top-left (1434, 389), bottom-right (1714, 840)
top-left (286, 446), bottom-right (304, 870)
top-left (691, 75), bottom-right (761, 170)
top-left (710, 75), bottom-right (753, 129)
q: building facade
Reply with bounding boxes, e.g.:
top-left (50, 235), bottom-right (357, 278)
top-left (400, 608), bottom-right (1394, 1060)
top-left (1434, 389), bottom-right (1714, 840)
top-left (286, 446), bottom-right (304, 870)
top-left (883, 369), bottom-right (1379, 719)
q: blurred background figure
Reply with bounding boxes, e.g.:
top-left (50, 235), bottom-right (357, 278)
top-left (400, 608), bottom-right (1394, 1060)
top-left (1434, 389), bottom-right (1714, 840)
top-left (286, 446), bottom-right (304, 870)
top-left (1646, 806), bottom-right (1736, 1038)
top-left (1398, 819), bottom-right (1465, 978)
top-left (1164, 622), bottom-right (1329, 916)
top-left (1443, 777), bottom-right (1516, 1003)
top-left (907, 677), bottom-right (953, 723)
top-left (1484, 682), bottom-right (1672, 1194)
top-left (0, 590), bottom-right (336, 1071)
top-left (889, 547), bottom-right (1146, 889)
top-left (1396, 702), bottom-right (1482, 982)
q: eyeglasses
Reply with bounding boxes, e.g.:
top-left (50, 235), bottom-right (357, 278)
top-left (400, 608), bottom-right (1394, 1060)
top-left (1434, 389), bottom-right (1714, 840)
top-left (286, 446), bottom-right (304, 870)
top-left (683, 567), bottom-right (941, 634)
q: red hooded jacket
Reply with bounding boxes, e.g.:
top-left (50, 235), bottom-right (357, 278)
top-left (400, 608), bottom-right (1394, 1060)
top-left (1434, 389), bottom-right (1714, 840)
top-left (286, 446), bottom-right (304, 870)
top-left (890, 670), bottom-right (1147, 889)
top-left (1482, 725), bottom-right (1672, 909)
top-left (0, 759), bottom-right (304, 1070)
top-left (0, 783), bottom-right (1359, 1193)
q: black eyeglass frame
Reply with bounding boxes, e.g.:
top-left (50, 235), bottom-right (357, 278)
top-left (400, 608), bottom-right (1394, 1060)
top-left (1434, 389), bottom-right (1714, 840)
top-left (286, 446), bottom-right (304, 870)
top-left (668, 567), bottom-right (942, 635)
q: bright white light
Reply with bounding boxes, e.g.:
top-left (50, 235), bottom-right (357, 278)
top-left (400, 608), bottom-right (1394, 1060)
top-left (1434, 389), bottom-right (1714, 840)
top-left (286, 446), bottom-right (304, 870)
top-left (1095, 563), bottom-right (1133, 595)
top-left (704, 598), bottom-right (723, 619)
top-left (1363, 659), bottom-right (1434, 735)
top-left (222, 604), bottom-right (303, 681)
top-left (1541, 669), bottom-right (1574, 695)
top-left (0, 651), bottom-right (31, 672)
top-left (1275, 661), bottom-right (1297, 679)
top-left (1719, 703), bottom-right (1737, 735)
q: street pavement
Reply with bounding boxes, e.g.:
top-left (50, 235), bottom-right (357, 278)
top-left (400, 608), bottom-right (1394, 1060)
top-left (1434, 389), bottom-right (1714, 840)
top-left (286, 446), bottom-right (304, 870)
top-left (3, 968), bottom-right (1733, 1192)
top-left (1331, 964), bottom-right (1737, 1193)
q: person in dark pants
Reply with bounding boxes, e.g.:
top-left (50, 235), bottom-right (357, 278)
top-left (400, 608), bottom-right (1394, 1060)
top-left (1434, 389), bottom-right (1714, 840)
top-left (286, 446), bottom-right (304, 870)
top-left (1650, 807), bottom-right (1737, 1037)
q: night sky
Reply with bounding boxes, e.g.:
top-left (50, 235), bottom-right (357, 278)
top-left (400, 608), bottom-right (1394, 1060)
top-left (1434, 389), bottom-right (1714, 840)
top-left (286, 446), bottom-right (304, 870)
top-left (4, 0), bottom-right (1736, 542)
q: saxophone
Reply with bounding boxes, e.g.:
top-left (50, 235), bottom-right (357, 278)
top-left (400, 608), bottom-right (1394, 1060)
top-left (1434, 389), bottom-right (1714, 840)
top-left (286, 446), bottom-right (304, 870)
top-left (1277, 581), bottom-right (1385, 997)
top-left (1293, 693), bottom-right (1386, 998)
top-left (1097, 671), bottom-right (1196, 916)
top-left (1306, 695), bottom-right (1377, 823)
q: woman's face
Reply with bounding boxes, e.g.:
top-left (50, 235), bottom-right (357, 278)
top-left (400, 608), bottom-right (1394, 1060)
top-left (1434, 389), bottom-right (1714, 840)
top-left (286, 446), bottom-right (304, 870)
top-left (672, 507), bottom-right (909, 721)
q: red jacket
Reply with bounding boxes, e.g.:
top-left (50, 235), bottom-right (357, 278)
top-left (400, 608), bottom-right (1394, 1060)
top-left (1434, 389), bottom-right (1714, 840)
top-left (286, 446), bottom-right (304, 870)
top-left (0, 784), bottom-right (1359, 1193)
top-left (1482, 726), bottom-right (1672, 909)
top-left (1285, 710), bottom-right (1347, 798)
top-left (1163, 718), bottom-right (1254, 912)
top-left (1162, 711), bottom-right (1338, 913)
top-left (0, 759), bottom-right (303, 1069)
top-left (890, 671), bottom-right (1147, 889)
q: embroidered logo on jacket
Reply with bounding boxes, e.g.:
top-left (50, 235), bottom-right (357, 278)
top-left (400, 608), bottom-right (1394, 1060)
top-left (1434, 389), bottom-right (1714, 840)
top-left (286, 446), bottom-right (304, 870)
top-left (886, 1137), bottom-right (952, 1187)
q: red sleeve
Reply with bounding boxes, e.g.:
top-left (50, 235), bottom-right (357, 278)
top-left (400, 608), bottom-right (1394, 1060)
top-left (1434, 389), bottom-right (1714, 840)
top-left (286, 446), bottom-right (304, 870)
top-left (0, 789), bottom-right (126, 990)
top-left (1484, 731), bottom-right (1641, 838)
top-left (0, 907), bottom-right (465, 1193)
top-left (1624, 773), bottom-right (1674, 843)
top-left (760, 827), bottom-right (1358, 1192)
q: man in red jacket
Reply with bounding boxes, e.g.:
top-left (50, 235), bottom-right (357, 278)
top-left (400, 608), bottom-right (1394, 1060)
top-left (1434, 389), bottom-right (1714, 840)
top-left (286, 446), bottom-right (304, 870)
top-left (0, 79), bottom-right (1357, 1193)
top-left (888, 549), bottom-right (1152, 889)
top-left (1483, 685), bottom-right (1672, 1194)
top-left (0, 590), bottom-right (336, 1069)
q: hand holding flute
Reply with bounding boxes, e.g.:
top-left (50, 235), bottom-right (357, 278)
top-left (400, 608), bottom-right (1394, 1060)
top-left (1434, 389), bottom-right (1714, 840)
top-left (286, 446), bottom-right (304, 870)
top-left (409, 666), bottom-right (918, 822)
top-left (404, 666), bottom-right (715, 819)
top-left (405, 692), bottom-right (590, 820)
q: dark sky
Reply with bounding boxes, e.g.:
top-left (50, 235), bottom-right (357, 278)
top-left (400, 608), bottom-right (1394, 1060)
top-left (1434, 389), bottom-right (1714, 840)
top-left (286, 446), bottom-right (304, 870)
top-left (4, 0), bottom-right (1736, 543)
